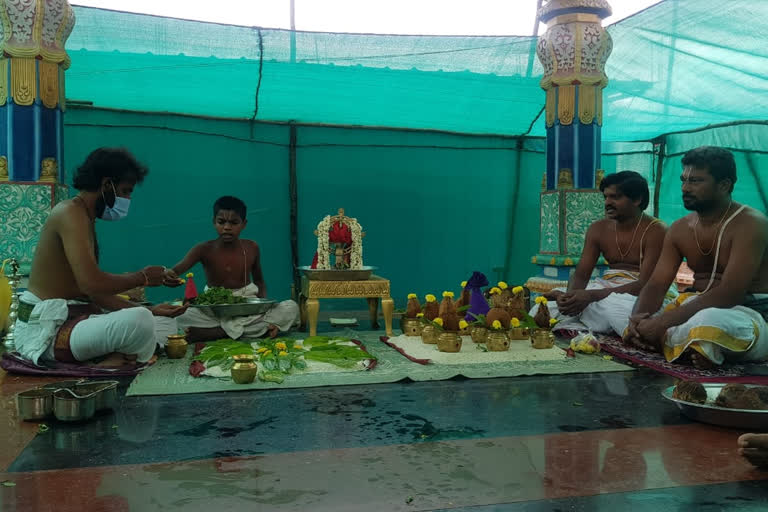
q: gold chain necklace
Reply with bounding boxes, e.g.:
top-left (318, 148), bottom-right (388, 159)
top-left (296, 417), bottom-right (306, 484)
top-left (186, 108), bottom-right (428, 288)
top-left (694, 201), bottom-right (732, 256)
top-left (615, 214), bottom-right (644, 262)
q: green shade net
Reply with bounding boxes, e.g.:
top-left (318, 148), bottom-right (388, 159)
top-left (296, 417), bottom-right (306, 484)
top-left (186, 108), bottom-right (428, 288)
top-left (56, 0), bottom-right (768, 307)
top-left (65, 0), bottom-right (768, 138)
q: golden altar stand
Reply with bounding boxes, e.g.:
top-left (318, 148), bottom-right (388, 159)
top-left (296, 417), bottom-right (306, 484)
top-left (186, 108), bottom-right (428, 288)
top-left (300, 275), bottom-right (394, 337)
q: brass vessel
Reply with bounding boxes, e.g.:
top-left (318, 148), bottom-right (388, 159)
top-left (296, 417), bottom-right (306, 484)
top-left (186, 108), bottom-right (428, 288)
top-left (470, 326), bottom-right (488, 343)
top-left (508, 327), bottom-right (530, 341)
top-left (401, 317), bottom-right (422, 337)
top-left (421, 324), bottom-right (438, 344)
top-left (436, 332), bottom-right (462, 353)
top-left (531, 328), bottom-right (555, 349)
top-left (486, 331), bottom-right (510, 351)
top-left (166, 334), bottom-right (188, 359)
top-left (231, 354), bottom-right (258, 384)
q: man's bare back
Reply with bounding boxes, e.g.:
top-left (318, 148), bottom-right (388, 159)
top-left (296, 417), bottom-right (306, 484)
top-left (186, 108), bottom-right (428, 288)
top-left (669, 205), bottom-right (768, 294)
top-left (28, 200), bottom-right (95, 300)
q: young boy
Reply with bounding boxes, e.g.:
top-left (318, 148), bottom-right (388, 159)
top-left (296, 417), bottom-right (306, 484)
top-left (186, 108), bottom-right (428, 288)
top-left (171, 196), bottom-right (299, 342)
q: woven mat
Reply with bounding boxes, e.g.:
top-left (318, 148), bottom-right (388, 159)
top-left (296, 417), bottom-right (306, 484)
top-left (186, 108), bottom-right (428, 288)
top-left (126, 330), bottom-right (633, 396)
top-left (596, 333), bottom-right (768, 384)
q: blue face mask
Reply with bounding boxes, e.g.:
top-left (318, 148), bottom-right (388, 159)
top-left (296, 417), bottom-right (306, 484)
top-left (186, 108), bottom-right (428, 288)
top-left (100, 182), bottom-right (130, 221)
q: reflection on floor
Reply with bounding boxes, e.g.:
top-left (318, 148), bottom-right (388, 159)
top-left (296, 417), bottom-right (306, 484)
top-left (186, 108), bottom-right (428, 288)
top-left (2, 324), bottom-right (767, 511)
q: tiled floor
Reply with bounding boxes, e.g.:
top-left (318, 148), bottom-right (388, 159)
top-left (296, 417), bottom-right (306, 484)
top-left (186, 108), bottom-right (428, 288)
top-left (2, 328), bottom-right (767, 511)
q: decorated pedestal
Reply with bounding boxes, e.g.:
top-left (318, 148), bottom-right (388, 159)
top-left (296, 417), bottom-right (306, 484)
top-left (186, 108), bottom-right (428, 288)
top-left (299, 208), bottom-right (393, 336)
top-left (525, 0), bottom-right (613, 294)
top-left (0, 0), bottom-right (76, 273)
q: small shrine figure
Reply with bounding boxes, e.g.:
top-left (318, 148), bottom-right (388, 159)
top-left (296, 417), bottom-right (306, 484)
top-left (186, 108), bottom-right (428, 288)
top-left (311, 208), bottom-right (365, 270)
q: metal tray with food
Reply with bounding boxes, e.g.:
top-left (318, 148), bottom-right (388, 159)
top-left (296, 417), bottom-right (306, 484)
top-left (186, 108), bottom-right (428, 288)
top-left (662, 383), bottom-right (768, 430)
top-left (189, 298), bottom-right (276, 319)
top-left (298, 266), bottom-right (377, 281)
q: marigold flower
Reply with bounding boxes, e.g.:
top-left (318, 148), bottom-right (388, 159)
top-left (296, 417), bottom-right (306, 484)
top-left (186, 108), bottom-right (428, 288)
top-left (407, 293), bottom-right (417, 299)
top-left (186, 272), bottom-right (194, 278)
top-left (293, 344), bottom-right (302, 350)
top-left (275, 342), bottom-right (287, 351)
top-left (511, 318), bottom-right (521, 328)
top-left (549, 318), bottom-right (558, 326)
top-left (512, 286), bottom-right (524, 295)
top-left (461, 281), bottom-right (467, 288)
top-left (416, 312), bottom-right (424, 318)
top-left (535, 296), bottom-right (548, 305)
top-left (263, 350), bottom-right (272, 356)
top-left (497, 281), bottom-right (508, 290)
top-left (442, 291), bottom-right (454, 298)
top-left (433, 318), bottom-right (444, 326)
top-left (492, 320), bottom-right (502, 329)
top-left (256, 347), bottom-right (267, 353)
top-left (279, 351), bottom-right (288, 356)
top-left (489, 287), bottom-right (501, 295)
top-left (179, 279), bottom-right (186, 284)
top-left (425, 294), bottom-right (436, 302)
top-left (459, 320), bottom-right (469, 330)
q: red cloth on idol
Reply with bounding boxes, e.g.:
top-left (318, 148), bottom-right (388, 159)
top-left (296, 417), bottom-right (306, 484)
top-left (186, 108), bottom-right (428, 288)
top-left (310, 222), bottom-right (353, 268)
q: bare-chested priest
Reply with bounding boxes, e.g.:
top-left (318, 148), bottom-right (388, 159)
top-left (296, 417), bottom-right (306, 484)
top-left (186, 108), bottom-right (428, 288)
top-left (15, 148), bottom-right (186, 367)
top-left (531, 171), bottom-right (670, 336)
top-left (625, 146), bottom-right (768, 369)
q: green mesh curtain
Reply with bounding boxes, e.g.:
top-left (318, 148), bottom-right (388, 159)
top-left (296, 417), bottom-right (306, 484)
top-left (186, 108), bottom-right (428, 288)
top-left (59, 0), bottom-right (768, 306)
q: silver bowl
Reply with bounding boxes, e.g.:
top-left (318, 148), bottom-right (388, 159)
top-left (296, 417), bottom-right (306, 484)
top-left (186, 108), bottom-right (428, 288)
top-left (75, 381), bottom-right (119, 411)
top-left (298, 266), bottom-right (377, 281)
top-left (53, 388), bottom-right (97, 422)
top-left (189, 298), bottom-right (276, 319)
top-left (662, 384), bottom-right (768, 430)
top-left (17, 389), bottom-right (53, 421)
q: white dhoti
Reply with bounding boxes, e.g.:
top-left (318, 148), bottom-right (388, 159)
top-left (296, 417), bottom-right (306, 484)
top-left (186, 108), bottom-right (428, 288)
top-left (663, 293), bottom-right (768, 365)
top-left (176, 284), bottom-right (300, 339)
top-left (530, 270), bottom-right (677, 336)
top-left (14, 291), bottom-right (176, 364)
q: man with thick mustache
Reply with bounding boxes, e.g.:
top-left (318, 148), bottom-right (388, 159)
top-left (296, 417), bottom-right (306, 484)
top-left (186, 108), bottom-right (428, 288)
top-left (532, 171), bottom-right (669, 336)
top-left (625, 146), bottom-right (768, 369)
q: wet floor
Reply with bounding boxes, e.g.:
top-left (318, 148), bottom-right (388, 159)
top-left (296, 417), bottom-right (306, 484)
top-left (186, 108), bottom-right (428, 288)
top-left (2, 343), bottom-right (768, 510)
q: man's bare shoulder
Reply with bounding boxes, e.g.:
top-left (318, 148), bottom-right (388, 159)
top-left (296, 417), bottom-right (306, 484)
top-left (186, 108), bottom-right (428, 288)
top-left (48, 199), bottom-right (87, 227)
top-left (587, 218), bottom-right (613, 234)
top-left (736, 205), bottom-right (768, 235)
top-left (668, 214), bottom-right (695, 234)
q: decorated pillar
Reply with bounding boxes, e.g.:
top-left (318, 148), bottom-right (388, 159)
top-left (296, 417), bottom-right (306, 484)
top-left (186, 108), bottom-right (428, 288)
top-left (525, 0), bottom-right (613, 294)
top-left (0, 0), bottom-right (75, 273)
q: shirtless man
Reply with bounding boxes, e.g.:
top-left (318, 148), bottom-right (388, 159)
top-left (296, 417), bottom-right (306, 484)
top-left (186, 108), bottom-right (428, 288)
top-left (15, 148), bottom-right (186, 367)
top-left (625, 146), bottom-right (768, 370)
top-left (171, 196), bottom-right (299, 342)
top-left (532, 171), bottom-right (668, 336)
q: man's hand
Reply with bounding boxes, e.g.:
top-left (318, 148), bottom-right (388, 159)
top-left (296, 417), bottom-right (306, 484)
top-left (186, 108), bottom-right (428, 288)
top-left (162, 268), bottom-right (183, 287)
top-left (635, 316), bottom-right (668, 351)
top-left (623, 312), bottom-right (655, 351)
top-left (149, 303), bottom-right (188, 318)
top-left (141, 266), bottom-right (168, 287)
top-left (558, 289), bottom-right (598, 316)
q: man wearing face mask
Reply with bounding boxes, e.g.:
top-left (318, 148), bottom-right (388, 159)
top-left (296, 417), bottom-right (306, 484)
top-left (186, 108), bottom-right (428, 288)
top-left (15, 148), bottom-right (185, 367)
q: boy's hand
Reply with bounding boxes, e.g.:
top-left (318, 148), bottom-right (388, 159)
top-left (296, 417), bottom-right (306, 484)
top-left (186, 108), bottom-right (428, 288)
top-left (150, 303), bottom-right (188, 318)
top-left (141, 266), bottom-right (167, 287)
top-left (162, 268), bottom-right (183, 287)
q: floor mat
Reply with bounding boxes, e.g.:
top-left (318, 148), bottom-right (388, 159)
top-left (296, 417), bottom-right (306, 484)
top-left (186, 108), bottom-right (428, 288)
top-left (126, 330), bottom-right (633, 396)
top-left (596, 333), bottom-right (768, 384)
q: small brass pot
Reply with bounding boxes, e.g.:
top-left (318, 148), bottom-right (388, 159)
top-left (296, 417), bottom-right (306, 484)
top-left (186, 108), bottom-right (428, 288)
top-left (508, 327), bottom-right (530, 341)
top-left (166, 334), bottom-right (188, 359)
top-left (421, 324), bottom-right (438, 344)
top-left (531, 328), bottom-right (555, 349)
top-left (401, 317), bottom-right (422, 337)
top-left (458, 325), bottom-right (471, 337)
top-left (486, 331), bottom-right (510, 351)
top-left (436, 332), bottom-right (462, 353)
top-left (470, 326), bottom-right (488, 343)
top-left (231, 355), bottom-right (258, 384)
